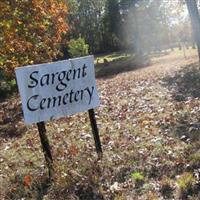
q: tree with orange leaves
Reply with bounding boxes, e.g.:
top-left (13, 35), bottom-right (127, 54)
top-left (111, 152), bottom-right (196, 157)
top-left (0, 0), bottom-right (68, 76)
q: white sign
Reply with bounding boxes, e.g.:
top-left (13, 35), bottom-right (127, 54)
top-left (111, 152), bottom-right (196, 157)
top-left (15, 56), bottom-right (100, 124)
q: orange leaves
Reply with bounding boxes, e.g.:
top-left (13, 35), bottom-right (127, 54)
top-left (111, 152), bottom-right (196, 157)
top-left (23, 175), bottom-right (32, 187)
top-left (0, 0), bottom-right (69, 76)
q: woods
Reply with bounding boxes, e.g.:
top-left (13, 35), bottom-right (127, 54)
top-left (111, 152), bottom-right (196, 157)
top-left (1, 0), bottom-right (200, 200)
top-left (0, 0), bottom-right (196, 76)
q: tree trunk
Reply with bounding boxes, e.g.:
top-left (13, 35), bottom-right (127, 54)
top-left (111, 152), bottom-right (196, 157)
top-left (185, 0), bottom-right (200, 62)
top-left (133, 4), bottom-right (142, 56)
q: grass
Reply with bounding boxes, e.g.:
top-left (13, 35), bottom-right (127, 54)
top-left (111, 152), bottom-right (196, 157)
top-left (131, 172), bottom-right (144, 182)
top-left (177, 172), bottom-right (196, 199)
top-left (0, 48), bottom-right (200, 199)
top-left (159, 177), bottom-right (173, 198)
top-left (177, 172), bottom-right (195, 191)
top-left (94, 52), bottom-right (149, 78)
top-left (94, 51), bottom-right (131, 64)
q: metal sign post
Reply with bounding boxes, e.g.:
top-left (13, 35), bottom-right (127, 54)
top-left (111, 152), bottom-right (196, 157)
top-left (37, 122), bottom-right (53, 179)
top-left (88, 109), bottom-right (103, 159)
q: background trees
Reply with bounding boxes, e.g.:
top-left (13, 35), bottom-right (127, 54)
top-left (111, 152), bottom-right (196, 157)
top-left (65, 0), bottom-right (193, 55)
top-left (102, 0), bottom-right (122, 51)
top-left (66, 0), bottom-right (106, 53)
top-left (0, 0), bottom-right (197, 76)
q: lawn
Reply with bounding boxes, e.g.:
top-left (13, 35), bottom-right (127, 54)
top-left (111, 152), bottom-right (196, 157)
top-left (0, 48), bottom-right (200, 200)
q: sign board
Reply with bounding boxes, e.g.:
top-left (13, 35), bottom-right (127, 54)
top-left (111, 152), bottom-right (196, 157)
top-left (15, 56), bottom-right (100, 124)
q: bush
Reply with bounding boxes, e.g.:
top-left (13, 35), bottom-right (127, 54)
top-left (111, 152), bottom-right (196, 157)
top-left (0, 0), bottom-right (68, 76)
top-left (0, 69), bottom-right (16, 99)
top-left (68, 38), bottom-right (89, 58)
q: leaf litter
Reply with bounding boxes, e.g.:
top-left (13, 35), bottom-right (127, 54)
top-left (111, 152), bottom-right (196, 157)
top-left (0, 50), bottom-right (200, 199)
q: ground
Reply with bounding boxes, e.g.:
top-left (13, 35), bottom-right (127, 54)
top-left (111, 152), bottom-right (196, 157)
top-left (0, 49), bottom-right (200, 200)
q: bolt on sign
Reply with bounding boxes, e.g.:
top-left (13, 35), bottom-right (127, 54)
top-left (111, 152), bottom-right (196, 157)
top-left (15, 56), bottom-right (100, 124)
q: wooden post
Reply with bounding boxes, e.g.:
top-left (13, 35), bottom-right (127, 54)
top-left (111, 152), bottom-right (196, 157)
top-left (37, 122), bottom-right (53, 179)
top-left (88, 109), bottom-right (103, 159)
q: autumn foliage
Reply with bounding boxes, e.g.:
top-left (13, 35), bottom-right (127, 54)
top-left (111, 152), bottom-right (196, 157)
top-left (0, 0), bottom-right (68, 76)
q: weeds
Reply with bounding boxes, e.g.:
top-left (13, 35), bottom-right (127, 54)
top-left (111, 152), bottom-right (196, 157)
top-left (177, 172), bottom-right (195, 198)
top-left (131, 172), bottom-right (145, 188)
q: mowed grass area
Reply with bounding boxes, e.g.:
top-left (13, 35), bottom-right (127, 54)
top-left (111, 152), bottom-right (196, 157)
top-left (94, 51), bottom-right (132, 64)
top-left (0, 48), bottom-right (200, 200)
top-left (94, 51), bottom-right (148, 78)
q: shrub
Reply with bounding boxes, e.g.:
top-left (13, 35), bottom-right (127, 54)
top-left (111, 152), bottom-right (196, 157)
top-left (68, 38), bottom-right (89, 58)
top-left (0, 0), bottom-right (68, 76)
top-left (0, 70), bottom-right (16, 98)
